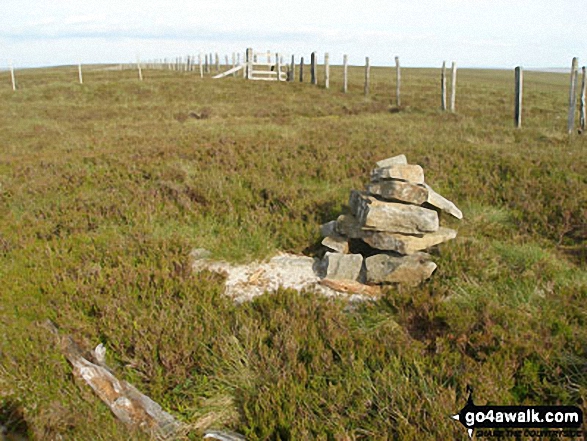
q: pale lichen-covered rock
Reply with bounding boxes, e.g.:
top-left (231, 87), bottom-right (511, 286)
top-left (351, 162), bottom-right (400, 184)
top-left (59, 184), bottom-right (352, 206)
top-left (324, 252), bottom-right (363, 281)
top-left (375, 154), bottom-right (408, 168)
top-left (366, 180), bottom-right (428, 205)
top-left (192, 252), bottom-right (373, 300)
top-left (362, 227), bottom-right (457, 255)
top-left (370, 164), bottom-right (425, 184)
top-left (349, 191), bottom-right (439, 234)
top-left (365, 252), bottom-right (437, 285)
top-left (321, 235), bottom-right (350, 253)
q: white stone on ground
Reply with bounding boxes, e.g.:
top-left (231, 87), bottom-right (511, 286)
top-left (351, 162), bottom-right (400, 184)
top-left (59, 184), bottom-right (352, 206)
top-left (193, 252), bottom-right (371, 302)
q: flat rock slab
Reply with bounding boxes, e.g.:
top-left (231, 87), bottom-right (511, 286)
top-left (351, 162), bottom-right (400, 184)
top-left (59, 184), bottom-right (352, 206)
top-left (324, 252), bottom-right (363, 281)
top-left (350, 191), bottom-right (439, 234)
top-left (322, 235), bottom-right (349, 253)
top-left (320, 278), bottom-right (381, 296)
top-left (375, 154), bottom-right (407, 168)
top-left (367, 180), bottom-right (428, 205)
top-left (362, 227), bottom-right (457, 254)
top-left (192, 252), bottom-right (371, 302)
top-left (371, 164), bottom-right (424, 184)
top-left (425, 184), bottom-right (463, 219)
top-left (365, 252), bottom-right (437, 285)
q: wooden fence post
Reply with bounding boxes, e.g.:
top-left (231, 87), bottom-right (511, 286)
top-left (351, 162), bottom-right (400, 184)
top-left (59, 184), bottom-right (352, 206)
top-left (232, 53), bottom-right (236, 77)
top-left (514, 66), bottom-right (523, 128)
top-left (276, 53), bottom-right (282, 81)
top-left (311, 52), bottom-right (317, 85)
top-left (215, 53), bottom-right (220, 72)
top-left (289, 55), bottom-right (295, 82)
top-left (343, 55), bottom-right (348, 93)
top-left (246, 48), bottom-right (253, 80)
top-left (78, 63), bottom-right (83, 85)
top-left (395, 56), bottom-right (401, 106)
top-left (300, 57), bottom-right (304, 82)
top-left (137, 58), bottom-right (143, 81)
top-left (199, 54), bottom-right (203, 78)
top-left (10, 62), bottom-right (16, 91)
top-left (580, 66), bottom-right (586, 134)
top-left (441, 61), bottom-right (447, 111)
top-left (324, 53), bottom-right (330, 89)
top-left (364, 57), bottom-right (370, 97)
top-left (204, 54), bottom-right (209, 74)
top-left (450, 62), bottom-right (457, 112)
top-left (568, 57), bottom-right (579, 134)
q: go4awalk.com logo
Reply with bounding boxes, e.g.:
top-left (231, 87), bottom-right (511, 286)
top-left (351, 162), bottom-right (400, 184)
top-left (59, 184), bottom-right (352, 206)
top-left (451, 390), bottom-right (583, 439)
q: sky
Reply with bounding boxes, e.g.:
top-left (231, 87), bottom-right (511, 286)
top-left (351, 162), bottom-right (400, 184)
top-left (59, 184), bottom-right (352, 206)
top-left (0, 0), bottom-right (583, 69)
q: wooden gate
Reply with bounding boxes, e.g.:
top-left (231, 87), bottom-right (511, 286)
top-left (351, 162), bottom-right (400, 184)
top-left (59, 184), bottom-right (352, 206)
top-left (213, 48), bottom-right (286, 81)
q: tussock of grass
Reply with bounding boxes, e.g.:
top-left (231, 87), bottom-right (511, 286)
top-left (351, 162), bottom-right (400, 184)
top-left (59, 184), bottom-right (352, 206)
top-left (0, 65), bottom-right (585, 439)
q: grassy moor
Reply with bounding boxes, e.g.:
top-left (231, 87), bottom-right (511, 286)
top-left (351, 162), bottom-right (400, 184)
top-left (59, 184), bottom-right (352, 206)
top-left (0, 64), bottom-right (586, 440)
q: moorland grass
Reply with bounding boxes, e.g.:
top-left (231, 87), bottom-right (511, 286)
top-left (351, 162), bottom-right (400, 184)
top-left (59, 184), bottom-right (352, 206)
top-left (0, 64), bottom-right (585, 440)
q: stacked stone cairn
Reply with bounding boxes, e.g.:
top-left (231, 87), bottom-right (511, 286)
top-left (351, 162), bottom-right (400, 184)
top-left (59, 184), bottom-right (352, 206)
top-left (319, 154), bottom-right (462, 287)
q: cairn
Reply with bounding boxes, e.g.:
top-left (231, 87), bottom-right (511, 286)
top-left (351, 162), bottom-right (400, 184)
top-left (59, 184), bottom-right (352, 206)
top-left (320, 154), bottom-right (462, 287)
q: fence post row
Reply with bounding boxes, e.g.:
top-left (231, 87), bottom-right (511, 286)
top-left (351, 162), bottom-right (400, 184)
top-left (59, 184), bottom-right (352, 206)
top-left (568, 57), bottom-right (579, 134)
top-left (515, 66), bottom-right (523, 128)
top-left (13, 49), bottom-right (582, 136)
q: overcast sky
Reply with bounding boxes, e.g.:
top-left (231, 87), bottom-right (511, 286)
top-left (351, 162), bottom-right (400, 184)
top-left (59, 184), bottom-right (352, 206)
top-left (0, 0), bottom-right (583, 68)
